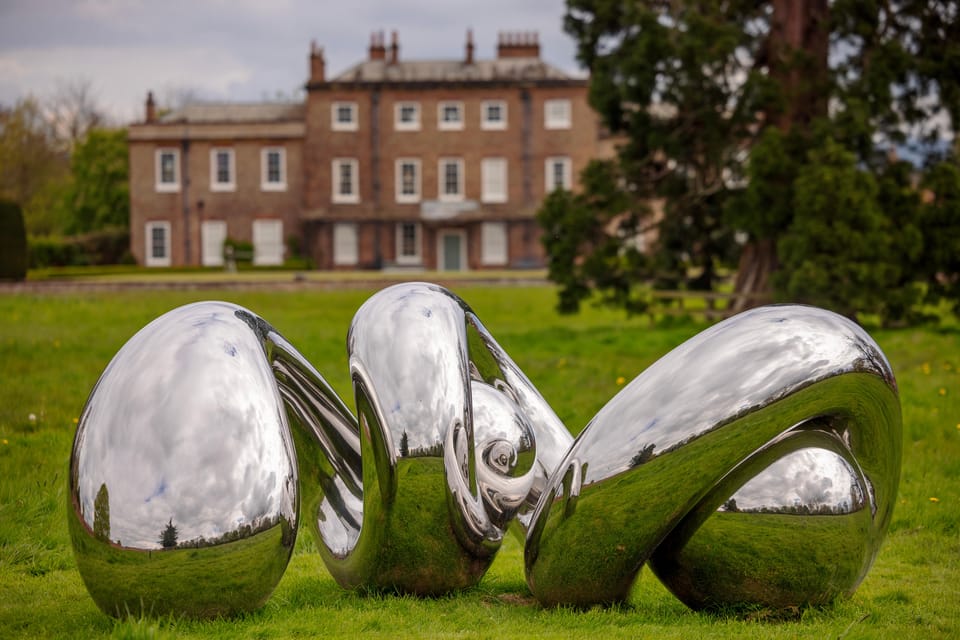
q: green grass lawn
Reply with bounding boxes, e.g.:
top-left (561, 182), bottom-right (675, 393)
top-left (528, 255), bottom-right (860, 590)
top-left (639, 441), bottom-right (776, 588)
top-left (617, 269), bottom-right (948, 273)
top-left (1, 286), bottom-right (958, 638)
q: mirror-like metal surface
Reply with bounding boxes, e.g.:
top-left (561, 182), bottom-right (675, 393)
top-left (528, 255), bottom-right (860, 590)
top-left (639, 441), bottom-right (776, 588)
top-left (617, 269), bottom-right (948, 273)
top-left (68, 302), bottom-right (299, 618)
top-left (71, 287), bottom-right (901, 616)
top-left (524, 305), bottom-right (901, 609)
top-left (313, 282), bottom-right (572, 593)
top-left (69, 284), bottom-right (574, 614)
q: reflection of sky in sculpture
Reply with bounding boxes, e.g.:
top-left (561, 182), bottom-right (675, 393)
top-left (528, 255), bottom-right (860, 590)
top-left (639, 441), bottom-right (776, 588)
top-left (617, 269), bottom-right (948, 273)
top-left (350, 287), bottom-right (468, 454)
top-left (576, 307), bottom-right (892, 482)
top-left (726, 448), bottom-right (865, 513)
top-left (74, 303), bottom-right (295, 549)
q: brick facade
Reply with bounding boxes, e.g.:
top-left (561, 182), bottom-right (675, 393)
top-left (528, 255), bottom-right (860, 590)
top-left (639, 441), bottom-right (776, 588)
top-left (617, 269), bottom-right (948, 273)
top-left (128, 31), bottom-right (605, 270)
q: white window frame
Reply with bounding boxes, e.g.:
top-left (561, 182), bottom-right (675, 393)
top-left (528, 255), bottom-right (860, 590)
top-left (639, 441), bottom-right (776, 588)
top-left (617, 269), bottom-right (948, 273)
top-left (545, 156), bottom-right (573, 192)
top-left (144, 221), bottom-right (172, 267)
top-left (333, 222), bottom-right (359, 266)
top-left (437, 101), bottom-right (464, 131)
top-left (481, 100), bottom-right (507, 130)
top-left (155, 148), bottom-right (180, 192)
top-left (394, 102), bottom-right (421, 131)
top-left (544, 99), bottom-right (572, 129)
top-left (438, 157), bottom-right (464, 202)
top-left (252, 219), bottom-right (284, 266)
top-left (332, 158), bottom-right (360, 204)
top-left (201, 220), bottom-right (227, 267)
top-left (261, 147), bottom-right (287, 191)
top-left (395, 222), bottom-right (422, 265)
top-left (395, 158), bottom-right (421, 204)
top-left (331, 101), bottom-right (358, 131)
top-left (209, 148), bottom-right (235, 192)
top-left (481, 222), bottom-right (508, 266)
top-left (481, 158), bottom-right (508, 203)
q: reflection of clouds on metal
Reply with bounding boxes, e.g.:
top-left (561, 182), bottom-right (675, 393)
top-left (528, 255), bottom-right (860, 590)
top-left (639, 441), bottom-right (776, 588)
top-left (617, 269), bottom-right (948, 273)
top-left (69, 284), bottom-right (901, 618)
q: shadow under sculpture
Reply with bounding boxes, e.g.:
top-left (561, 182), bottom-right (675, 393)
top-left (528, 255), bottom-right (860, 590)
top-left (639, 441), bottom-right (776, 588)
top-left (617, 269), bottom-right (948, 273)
top-left (68, 282), bottom-right (900, 617)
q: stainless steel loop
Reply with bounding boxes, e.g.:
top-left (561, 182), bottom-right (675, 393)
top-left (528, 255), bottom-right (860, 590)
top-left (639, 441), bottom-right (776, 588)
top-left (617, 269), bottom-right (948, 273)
top-left (68, 283), bottom-right (901, 617)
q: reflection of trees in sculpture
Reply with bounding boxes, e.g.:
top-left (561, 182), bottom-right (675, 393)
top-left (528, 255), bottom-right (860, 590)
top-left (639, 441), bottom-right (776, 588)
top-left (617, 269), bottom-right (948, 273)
top-left (630, 444), bottom-right (656, 468)
top-left (399, 431), bottom-right (409, 457)
top-left (171, 514), bottom-right (285, 550)
top-left (92, 483), bottom-right (110, 542)
top-left (159, 518), bottom-right (178, 549)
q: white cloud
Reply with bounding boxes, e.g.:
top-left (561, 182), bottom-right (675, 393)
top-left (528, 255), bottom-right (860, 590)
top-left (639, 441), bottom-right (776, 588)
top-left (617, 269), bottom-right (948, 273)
top-left (0, 0), bottom-right (580, 123)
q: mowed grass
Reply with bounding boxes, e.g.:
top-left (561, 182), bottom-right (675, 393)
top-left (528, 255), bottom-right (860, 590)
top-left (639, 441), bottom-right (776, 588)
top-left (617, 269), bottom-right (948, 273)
top-left (0, 285), bottom-right (958, 639)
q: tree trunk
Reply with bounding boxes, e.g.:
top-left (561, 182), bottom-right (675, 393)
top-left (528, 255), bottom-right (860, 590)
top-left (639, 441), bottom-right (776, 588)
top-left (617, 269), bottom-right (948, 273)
top-left (731, 237), bottom-right (777, 313)
top-left (731, 1), bottom-right (830, 312)
top-left (768, 0), bottom-right (830, 132)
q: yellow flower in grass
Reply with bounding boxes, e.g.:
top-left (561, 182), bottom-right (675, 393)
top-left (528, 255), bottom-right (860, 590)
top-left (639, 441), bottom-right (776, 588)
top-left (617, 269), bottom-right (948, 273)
top-left (922, 363), bottom-right (931, 375)
top-left (929, 497), bottom-right (940, 503)
top-left (939, 388), bottom-right (947, 396)
top-left (616, 376), bottom-right (626, 386)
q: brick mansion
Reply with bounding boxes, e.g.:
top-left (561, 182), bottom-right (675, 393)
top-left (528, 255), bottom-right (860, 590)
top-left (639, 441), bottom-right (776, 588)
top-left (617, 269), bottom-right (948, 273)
top-left (127, 30), bottom-right (608, 270)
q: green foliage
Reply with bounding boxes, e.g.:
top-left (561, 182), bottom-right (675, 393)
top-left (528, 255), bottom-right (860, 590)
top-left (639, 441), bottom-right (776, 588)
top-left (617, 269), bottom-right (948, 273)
top-left (537, 160), bottom-right (651, 314)
top-left (777, 139), bottom-right (899, 320)
top-left (223, 238), bottom-right (254, 264)
top-left (63, 129), bottom-right (129, 233)
top-left (0, 97), bottom-right (70, 236)
top-left (0, 199), bottom-right (28, 281)
top-left (918, 161), bottom-right (960, 313)
top-left (546, 0), bottom-right (960, 323)
top-left (29, 228), bottom-right (132, 268)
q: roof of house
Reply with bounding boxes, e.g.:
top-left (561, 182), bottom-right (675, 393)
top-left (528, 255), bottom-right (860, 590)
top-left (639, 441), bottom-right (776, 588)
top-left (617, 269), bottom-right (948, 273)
top-left (158, 102), bottom-right (305, 124)
top-left (330, 57), bottom-right (583, 84)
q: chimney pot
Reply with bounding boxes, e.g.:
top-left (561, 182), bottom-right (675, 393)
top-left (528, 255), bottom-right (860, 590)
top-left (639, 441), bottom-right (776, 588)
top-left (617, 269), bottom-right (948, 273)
top-left (145, 91), bottom-right (156, 123)
top-left (369, 30), bottom-right (386, 60)
top-left (497, 29), bottom-right (540, 58)
top-left (310, 42), bottom-right (326, 83)
top-left (389, 30), bottom-right (399, 64)
top-left (465, 28), bottom-right (475, 65)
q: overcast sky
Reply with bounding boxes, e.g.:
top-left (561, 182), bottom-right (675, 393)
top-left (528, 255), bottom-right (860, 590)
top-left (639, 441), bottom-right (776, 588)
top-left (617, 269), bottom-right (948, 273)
top-left (0, 0), bottom-right (583, 124)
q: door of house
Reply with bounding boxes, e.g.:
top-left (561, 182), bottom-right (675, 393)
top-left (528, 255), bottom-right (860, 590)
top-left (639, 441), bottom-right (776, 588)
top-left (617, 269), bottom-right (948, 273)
top-left (201, 220), bottom-right (227, 266)
top-left (438, 230), bottom-right (466, 271)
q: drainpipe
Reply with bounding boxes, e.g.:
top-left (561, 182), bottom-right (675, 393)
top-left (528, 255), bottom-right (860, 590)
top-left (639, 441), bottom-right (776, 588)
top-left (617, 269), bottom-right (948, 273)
top-left (371, 87), bottom-right (382, 268)
top-left (181, 134), bottom-right (191, 266)
top-left (521, 87), bottom-right (532, 206)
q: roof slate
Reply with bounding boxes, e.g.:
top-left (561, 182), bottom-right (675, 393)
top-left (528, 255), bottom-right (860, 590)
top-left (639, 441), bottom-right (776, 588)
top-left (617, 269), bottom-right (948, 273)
top-left (159, 102), bottom-right (305, 124)
top-left (331, 57), bottom-right (582, 83)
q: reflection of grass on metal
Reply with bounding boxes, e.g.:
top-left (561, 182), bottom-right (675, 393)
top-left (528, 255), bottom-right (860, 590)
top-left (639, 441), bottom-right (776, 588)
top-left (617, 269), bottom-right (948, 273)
top-left (354, 457), bottom-right (493, 595)
top-left (654, 510), bottom-right (870, 611)
top-left (68, 511), bottom-right (292, 618)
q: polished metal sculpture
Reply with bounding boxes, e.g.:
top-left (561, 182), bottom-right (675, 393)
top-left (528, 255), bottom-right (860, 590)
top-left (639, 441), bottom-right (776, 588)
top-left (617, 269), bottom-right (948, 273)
top-left (69, 282), bottom-right (901, 617)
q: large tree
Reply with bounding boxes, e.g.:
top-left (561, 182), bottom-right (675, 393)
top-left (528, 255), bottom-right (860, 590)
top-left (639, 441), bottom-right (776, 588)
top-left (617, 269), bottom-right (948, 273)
top-left (542, 0), bottom-right (959, 318)
top-left (63, 128), bottom-right (129, 233)
top-left (0, 97), bottom-right (69, 235)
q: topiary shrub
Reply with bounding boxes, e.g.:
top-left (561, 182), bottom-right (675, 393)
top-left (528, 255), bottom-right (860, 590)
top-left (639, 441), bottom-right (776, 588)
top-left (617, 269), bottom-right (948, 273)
top-left (0, 200), bottom-right (28, 281)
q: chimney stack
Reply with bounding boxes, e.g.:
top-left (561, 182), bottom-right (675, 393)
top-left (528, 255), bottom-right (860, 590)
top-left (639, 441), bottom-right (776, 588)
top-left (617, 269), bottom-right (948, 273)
top-left (389, 30), bottom-right (399, 64)
top-left (465, 29), bottom-right (475, 64)
top-left (497, 30), bottom-right (540, 58)
top-left (369, 31), bottom-right (386, 60)
top-left (145, 91), bottom-right (156, 123)
top-left (309, 40), bottom-right (325, 83)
